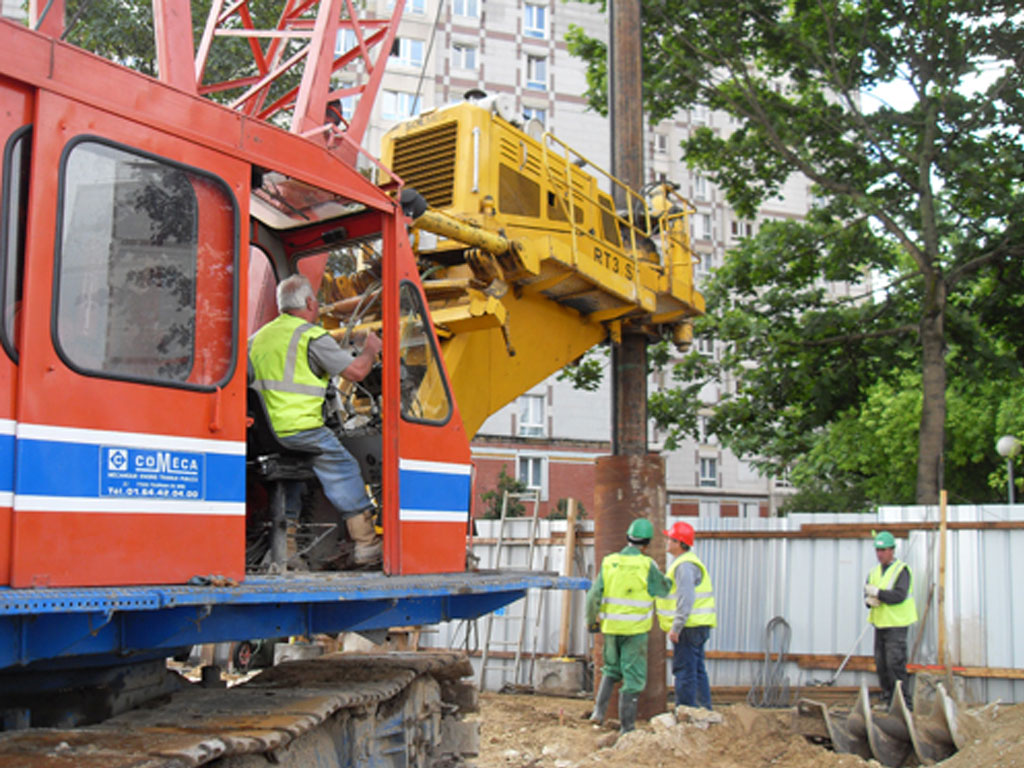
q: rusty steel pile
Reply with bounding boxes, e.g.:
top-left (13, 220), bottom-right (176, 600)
top-left (794, 680), bottom-right (962, 766)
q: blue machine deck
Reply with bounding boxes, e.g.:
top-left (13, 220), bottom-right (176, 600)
top-left (0, 571), bottom-right (589, 670)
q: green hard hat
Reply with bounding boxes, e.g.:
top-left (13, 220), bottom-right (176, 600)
top-left (873, 530), bottom-right (896, 549)
top-left (627, 518), bottom-right (654, 541)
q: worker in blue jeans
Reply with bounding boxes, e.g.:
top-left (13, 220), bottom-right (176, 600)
top-left (656, 521), bottom-right (716, 709)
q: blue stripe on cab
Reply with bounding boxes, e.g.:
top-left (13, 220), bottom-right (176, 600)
top-left (17, 439), bottom-right (99, 497)
top-left (0, 433), bottom-right (13, 492)
top-left (14, 439), bottom-right (245, 502)
top-left (205, 453), bottom-right (246, 501)
top-left (400, 468), bottom-right (471, 512)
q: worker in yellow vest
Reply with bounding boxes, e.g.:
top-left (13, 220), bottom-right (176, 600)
top-left (656, 521), bottom-right (716, 709)
top-left (585, 518), bottom-right (671, 733)
top-left (249, 274), bottom-right (383, 567)
top-left (863, 530), bottom-right (918, 707)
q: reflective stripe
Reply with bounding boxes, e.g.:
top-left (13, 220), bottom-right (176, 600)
top-left (598, 610), bottom-right (654, 622)
top-left (602, 596), bottom-right (654, 608)
top-left (283, 321), bottom-right (314, 384)
top-left (250, 379), bottom-right (327, 397)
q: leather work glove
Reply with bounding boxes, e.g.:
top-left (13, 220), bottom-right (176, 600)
top-left (864, 584), bottom-right (880, 598)
top-left (865, 596), bottom-right (881, 608)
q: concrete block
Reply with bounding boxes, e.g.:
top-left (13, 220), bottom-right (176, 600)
top-left (439, 717), bottom-right (480, 756)
top-left (273, 642), bottom-right (325, 665)
top-left (533, 658), bottom-right (585, 696)
top-left (441, 680), bottom-right (480, 713)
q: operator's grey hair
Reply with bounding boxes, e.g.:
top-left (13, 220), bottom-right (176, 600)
top-left (277, 274), bottom-right (315, 312)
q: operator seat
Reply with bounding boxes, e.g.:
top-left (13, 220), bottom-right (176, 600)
top-left (246, 387), bottom-right (320, 570)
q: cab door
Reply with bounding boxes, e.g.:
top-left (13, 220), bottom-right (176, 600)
top-left (0, 79), bottom-right (34, 585)
top-left (382, 215), bottom-right (473, 575)
top-left (9, 90), bottom-right (248, 587)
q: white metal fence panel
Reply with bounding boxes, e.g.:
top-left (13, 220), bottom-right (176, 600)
top-left (420, 507), bottom-right (1023, 703)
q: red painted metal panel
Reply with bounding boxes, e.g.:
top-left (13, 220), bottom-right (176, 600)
top-left (389, 218), bottom-right (473, 575)
top-left (10, 91), bottom-right (250, 587)
top-left (10, 512), bottom-right (244, 588)
top-left (0, 79), bottom-right (34, 585)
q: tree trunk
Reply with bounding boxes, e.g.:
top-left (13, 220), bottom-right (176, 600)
top-left (916, 272), bottom-right (946, 504)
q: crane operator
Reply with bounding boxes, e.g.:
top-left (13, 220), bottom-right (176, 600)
top-left (249, 274), bottom-right (383, 567)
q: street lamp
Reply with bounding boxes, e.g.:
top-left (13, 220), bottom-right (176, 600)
top-left (996, 435), bottom-right (1020, 505)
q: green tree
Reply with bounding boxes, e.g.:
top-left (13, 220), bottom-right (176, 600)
top-left (568, 1), bottom-right (1024, 504)
top-left (547, 498), bottom-right (587, 520)
top-left (53, 1), bottom-right (301, 106)
top-left (478, 466), bottom-right (528, 519)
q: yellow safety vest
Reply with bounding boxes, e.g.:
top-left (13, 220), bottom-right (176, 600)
top-left (249, 314), bottom-right (330, 437)
top-left (598, 552), bottom-right (656, 635)
top-left (868, 559), bottom-right (918, 628)
top-left (657, 551), bottom-right (717, 632)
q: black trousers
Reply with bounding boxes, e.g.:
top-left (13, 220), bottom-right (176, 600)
top-left (873, 625), bottom-right (910, 705)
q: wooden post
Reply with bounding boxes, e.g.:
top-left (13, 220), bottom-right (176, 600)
top-left (938, 489), bottom-right (948, 668)
top-left (558, 499), bottom-right (579, 657)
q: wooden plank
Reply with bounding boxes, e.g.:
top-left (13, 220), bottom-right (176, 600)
top-left (704, 651), bottom-right (1024, 680)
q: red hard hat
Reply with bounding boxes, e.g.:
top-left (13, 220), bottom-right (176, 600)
top-left (664, 521), bottom-right (695, 547)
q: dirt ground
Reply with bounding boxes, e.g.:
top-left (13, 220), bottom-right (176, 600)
top-left (472, 691), bottom-right (1024, 768)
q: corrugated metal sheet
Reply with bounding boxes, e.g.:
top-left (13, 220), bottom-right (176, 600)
top-left (421, 507), bottom-right (1024, 703)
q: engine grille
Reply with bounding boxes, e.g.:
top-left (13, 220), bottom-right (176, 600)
top-left (390, 121), bottom-right (458, 209)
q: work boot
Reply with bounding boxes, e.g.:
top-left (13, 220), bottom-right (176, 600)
top-left (589, 675), bottom-right (616, 723)
top-left (345, 509), bottom-right (382, 567)
top-left (618, 691), bottom-right (639, 734)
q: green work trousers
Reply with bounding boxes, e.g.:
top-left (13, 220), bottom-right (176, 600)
top-left (601, 633), bottom-right (648, 694)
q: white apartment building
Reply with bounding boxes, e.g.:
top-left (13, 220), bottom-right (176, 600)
top-left (341, 0), bottom-right (814, 519)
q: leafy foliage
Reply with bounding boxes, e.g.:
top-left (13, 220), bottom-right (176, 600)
top-left (548, 497), bottom-right (586, 520)
top-left (478, 466), bottom-right (528, 519)
top-left (570, 0), bottom-right (1024, 505)
top-left (57, 1), bottom-right (303, 107)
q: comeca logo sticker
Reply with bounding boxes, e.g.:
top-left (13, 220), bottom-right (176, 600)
top-left (108, 448), bottom-right (129, 471)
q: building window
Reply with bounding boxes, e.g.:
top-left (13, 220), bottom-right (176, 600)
top-left (524, 2), bottom-right (546, 38)
top-left (381, 90), bottom-right (421, 120)
top-left (518, 455), bottom-right (546, 498)
top-left (697, 415), bottom-right (714, 444)
top-left (655, 134), bottom-right (668, 154)
top-left (774, 472), bottom-right (793, 488)
top-left (699, 457), bottom-right (717, 487)
top-left (389, 0), bottom-right (427, 13)
top-left (453, 0), bottom-right (478, 17)
top-left (697, 337), bottom-right (714, 358)
top-left (697, 213), bottom-right (712, 240)
top-left (693, 104), bottom-right (709, 124)
top-left (335, 28), bottom-right (357, 56)
top-left (518, 394), bottom-right (545, 436)
top-left (390, 38), bottom-right (424, 67)
top-left (523, 106), bottom-right (546, 123)
top-left (526, 55), bottom-right (547, 90)
top-left (694, 174), bottom-right (708, 201)
top-left (694, 252), bottom-right (711, 279)
top-left (730, 219), bottom-right (755, 240)
top-left (452, 42), bottom-right (477, 70)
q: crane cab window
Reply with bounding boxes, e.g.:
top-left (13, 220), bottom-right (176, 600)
top-left (55, 140), bottom-right (236, 387)
top-left (399, 281), bottom-right (451, 425)
top-left (1, 127), bottom-right (29, 361)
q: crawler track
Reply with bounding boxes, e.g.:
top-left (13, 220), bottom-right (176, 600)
top-left (0, 651), bottom-right (478, 768)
